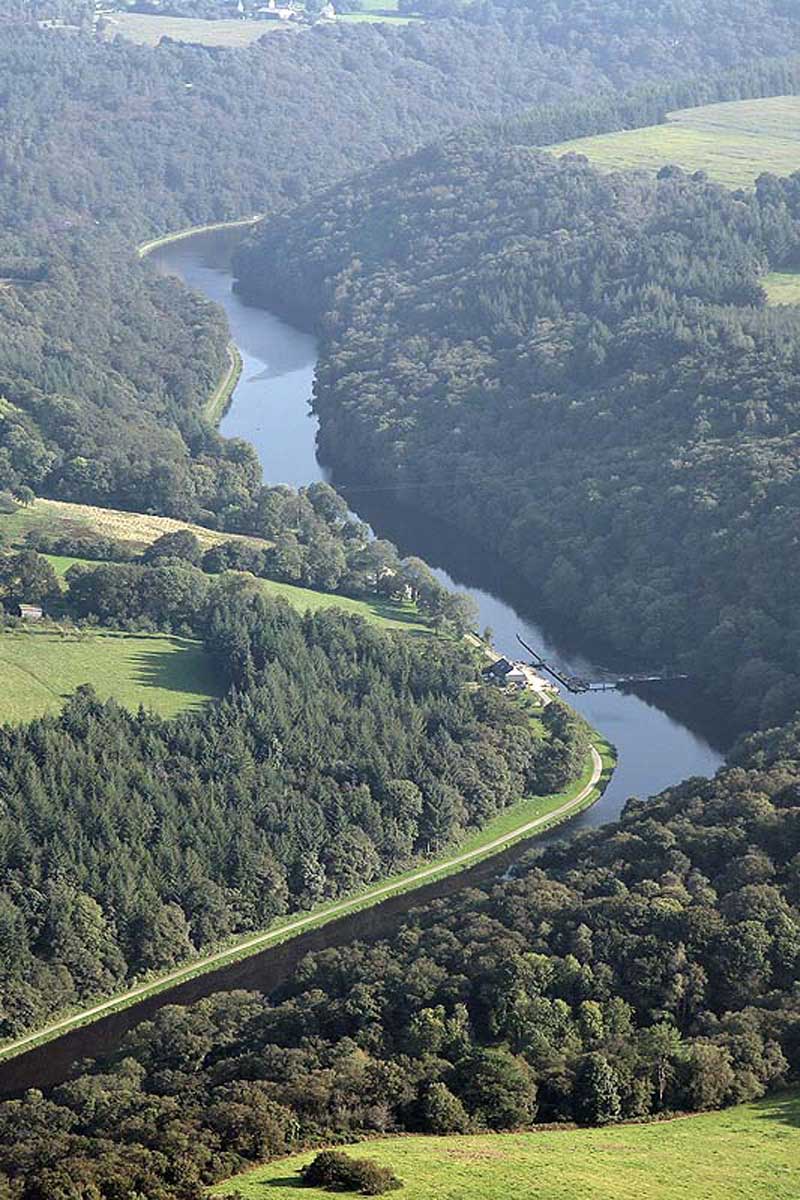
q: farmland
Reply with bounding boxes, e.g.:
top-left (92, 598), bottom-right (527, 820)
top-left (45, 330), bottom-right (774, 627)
top-left (0, 629), bottom-right (223, 723)
top-left (548, 95), bottom-right (800, 189)
top-left (0, 496), bottom-right (270, 555)
top-left (213, 1092), bottom-right (800, 1200)
top-left (101, 13), bottom-right (292, 47)
top-left (255, 574), bottom-right (430, 633)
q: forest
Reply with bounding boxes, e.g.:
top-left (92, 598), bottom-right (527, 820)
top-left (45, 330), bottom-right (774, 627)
top-left (0, 718), bottom-right (798, 1198)
top-left (235, 77), bottom-right (800, 730)
top-left (0, 577), bottom-right (586, 1039)
top-left (2, 4), bottom-right (800, 1196)
top-left (4, 2), bottom-right (800, 515)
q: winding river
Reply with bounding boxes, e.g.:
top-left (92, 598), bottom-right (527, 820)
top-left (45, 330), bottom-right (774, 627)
top-left (154, 229), bottom-right (728, 825)
top-left (0, 225), bottom-right (730, 1098)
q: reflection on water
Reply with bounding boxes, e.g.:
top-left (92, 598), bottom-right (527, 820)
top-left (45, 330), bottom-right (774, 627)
top-left (152, 230), bottom-right (727, 829)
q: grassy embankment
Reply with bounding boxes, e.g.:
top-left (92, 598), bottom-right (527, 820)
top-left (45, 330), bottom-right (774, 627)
top-left (213, 1092), bottom-right (800, 1200)
top-left (0, 736), bottom-right (613, 1063)
top-left (548, 95), bottom-right (800, 303)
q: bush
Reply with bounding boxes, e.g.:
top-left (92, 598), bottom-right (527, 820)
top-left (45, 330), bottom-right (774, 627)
top-left (299, 1150), bottom-right (402, 1195)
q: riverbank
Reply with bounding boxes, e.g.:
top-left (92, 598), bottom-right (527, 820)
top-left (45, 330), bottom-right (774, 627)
top-left (205, 341), bottom-right (243, 423)
top-left (136, 214), bottom-right (262, 259)
top-left (0, 738), bottom-right (611, 1073)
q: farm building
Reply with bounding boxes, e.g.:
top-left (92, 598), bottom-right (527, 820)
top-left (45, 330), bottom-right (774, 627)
top-left (17, 604), bottom-right (43, 621)
top-left (485, 657), bottom-right (528, 687)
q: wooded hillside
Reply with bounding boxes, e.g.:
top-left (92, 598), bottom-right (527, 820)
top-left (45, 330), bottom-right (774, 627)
top-left (236, 127), bottom-right (800, 729)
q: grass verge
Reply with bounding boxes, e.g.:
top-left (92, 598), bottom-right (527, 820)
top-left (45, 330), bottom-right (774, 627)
top-left (0, 736), bottom-right (613, 1064)
top-left (212, 1091), bottom-right (800, 1200)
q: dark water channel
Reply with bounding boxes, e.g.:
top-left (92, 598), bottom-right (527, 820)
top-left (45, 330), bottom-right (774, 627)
top-left (0, 227), bottom-right (729, 1097)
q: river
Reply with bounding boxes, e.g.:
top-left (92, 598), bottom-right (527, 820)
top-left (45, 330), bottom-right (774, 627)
top-left (153, 229), bottom-right (727, 826)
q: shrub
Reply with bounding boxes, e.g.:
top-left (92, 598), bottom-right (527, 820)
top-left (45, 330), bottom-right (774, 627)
top-left (299, 1150), bottom-right (402, 1195)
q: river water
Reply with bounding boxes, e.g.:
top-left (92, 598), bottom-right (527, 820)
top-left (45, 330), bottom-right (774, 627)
top-left (153, 231), bottom-right (727, 830)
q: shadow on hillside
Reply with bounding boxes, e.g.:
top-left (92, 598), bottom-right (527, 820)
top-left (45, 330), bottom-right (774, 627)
top-left (128, 640), bottom-right (224, 700)
top-left (753, 1092), bottom-right (800, 1128)
top-left (262, 1177), bottom-right (304, 1190)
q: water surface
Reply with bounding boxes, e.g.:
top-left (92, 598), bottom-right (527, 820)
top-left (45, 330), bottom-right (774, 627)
top-left (153, 231), bottom-right (727, 829)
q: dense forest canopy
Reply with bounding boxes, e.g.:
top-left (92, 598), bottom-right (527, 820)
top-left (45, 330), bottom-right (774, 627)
top-left (0, 580), bottom-right (586, 1039)
top-left (235, 116), bottom-right (800, 730)
top-left (1, 719), bottom-right (798, 1198)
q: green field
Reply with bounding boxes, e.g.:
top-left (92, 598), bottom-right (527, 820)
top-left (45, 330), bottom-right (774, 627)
top-left (0, 629), bottom-right (223, 723)
top-left (213, 1092), bottom-right (800, 1200)
top-left (103, 12), bottom-right (292, 46)
top-left (0, 495), bottom-right (271, 555)
top-left (763, 270), bottom-right (800, 305)
top-left (549, 96), bottom-right (800, 189)
top-left (255, 574), bottom-right (430, 634)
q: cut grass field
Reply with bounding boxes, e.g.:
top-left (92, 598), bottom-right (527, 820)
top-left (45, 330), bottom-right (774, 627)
top-left (104, 12), bottom-right (291, 47)
top-left (0, 629), bottom-right (223, 723)
top-left (549, 95), bottom-right (800, 189)
top-left (763, 269), bottom-right (800, 305)
top-left (213, 1091), bottom-right (800, 1200)
top-left (0, 496), bottom-right (271, 555)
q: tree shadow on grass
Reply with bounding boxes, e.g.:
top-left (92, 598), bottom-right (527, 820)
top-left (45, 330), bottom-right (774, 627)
top-left (752, 1092), bottom-right (800, 1129)
top-left (261, 1177), bottom-right (305, 1190)
top-left (128, 640), bottom-right (226, 701)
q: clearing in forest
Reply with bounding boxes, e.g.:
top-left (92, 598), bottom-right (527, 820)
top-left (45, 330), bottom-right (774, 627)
top-left (212, 1091), bottom-right (800, 1200)
top-left (100, 13), bottom-right (291, 47)
top-left (548, 95), bottom-right (800, 189)
top-left (0, 629), bottom-right (223, 723)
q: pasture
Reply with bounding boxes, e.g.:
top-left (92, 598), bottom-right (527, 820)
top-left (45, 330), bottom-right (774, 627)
top-left (548, 95), bottom-right (800, 189)
top-left (102, 13), bottom-right (291, 47)
top-left (256, 574), bottom-right (429, 634)
top-left (0, 629), bottom-right (223, 723)
top-left (763, 270), bottom-right (800, 305)
top-left (213, 1091), bottom-right (800, 1200)
top-left (0, 496), bottom-right (271, 555)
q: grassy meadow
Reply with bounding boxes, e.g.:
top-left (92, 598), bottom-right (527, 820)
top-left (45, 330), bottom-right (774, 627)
top-left (0, 629), bottom-right (223, 723)
top-left (255, 574), bottom-right (430, 634)
top-left (0, 496), bottom-right (271, 555)
top-left (103, 12), bottom-right (291, 47)
top-left (213, 1092), bottom-right (800, 1200)
top-left (762, 270), bottom-right (800, 305)
top-left (548, 95), bottom-right (800, 189)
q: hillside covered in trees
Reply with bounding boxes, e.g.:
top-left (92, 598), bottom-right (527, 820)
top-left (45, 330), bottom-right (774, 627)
top-left (0, 578), bottom-right (586, 1039)
top-left (1, 717), bottom-right (798, 1198)
top-left (235, 106), bottom-right (800, 731)
top-left (4, 5), bottom-right (800, 517)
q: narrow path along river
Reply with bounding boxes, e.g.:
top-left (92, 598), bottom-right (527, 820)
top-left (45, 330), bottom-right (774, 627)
top-left (153, 229), bottom-right (728, 826)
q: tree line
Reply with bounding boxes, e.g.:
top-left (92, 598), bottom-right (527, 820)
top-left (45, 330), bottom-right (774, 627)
top-left (0, 716), bottom-right (797, 1198)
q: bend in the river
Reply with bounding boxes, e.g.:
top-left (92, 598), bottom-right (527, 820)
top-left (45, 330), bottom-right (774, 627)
top-left (153, 227), bottom-right (727, 831)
